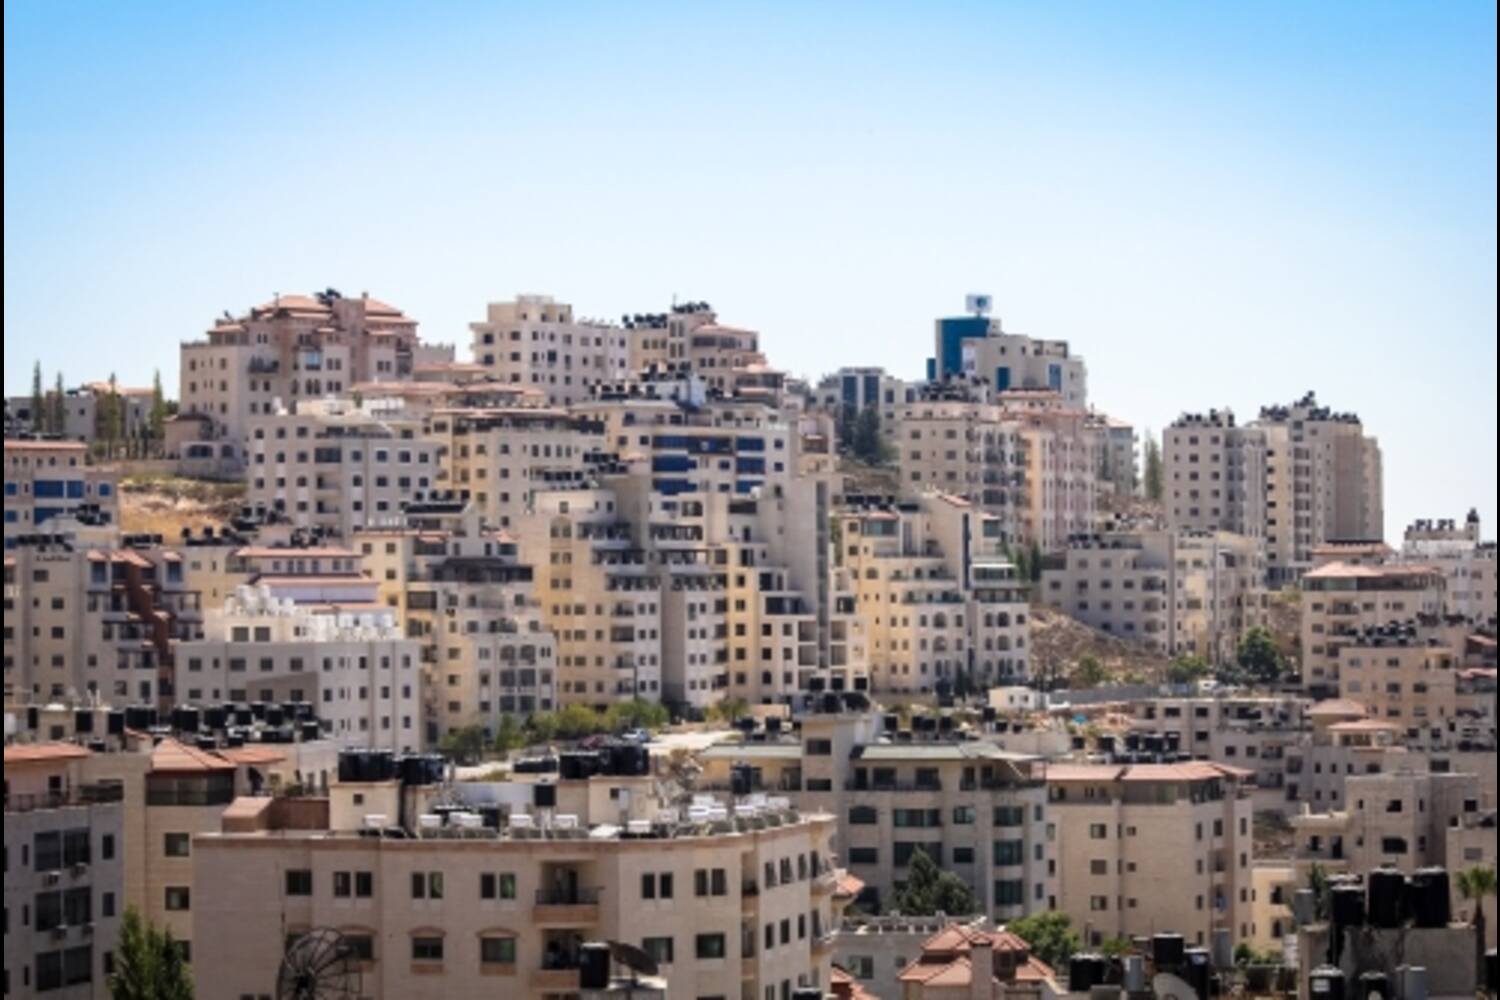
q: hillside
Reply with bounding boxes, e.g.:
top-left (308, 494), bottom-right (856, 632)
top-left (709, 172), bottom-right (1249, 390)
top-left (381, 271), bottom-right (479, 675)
top-left (119, 472), bottom-right (245, 539)
top-left (1028, 603), bottom-right (1172, 687)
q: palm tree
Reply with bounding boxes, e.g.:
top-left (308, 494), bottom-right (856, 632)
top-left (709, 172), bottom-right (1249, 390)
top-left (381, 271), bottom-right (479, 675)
top-left (1456, 865), bottom-right (1496, 983)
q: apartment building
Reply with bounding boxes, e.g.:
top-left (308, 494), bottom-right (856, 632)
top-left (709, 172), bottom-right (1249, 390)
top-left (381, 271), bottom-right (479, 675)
top-left (835, 493), bottom-right (1029, 694)
top-left (1039, 529), bottom-right (1267, 664)
top-left (174, 584), bottom-right (422, 751)
top-left (3, 440), bottom-right (118, 544)
top-left (1090, 413), bottom-right (1138, 498)
top-left (895, 390), bottom-right (1098, 550)
top-left (1399, 511), bottom-right (1498, 621)
top-left (522, 488), bottom-right (665, 706)
top-left (698, 711), bottom-right (1056, 924)
top-left (4, 538), bottom-right (204, 708)
top-left (1163, 409), bottom-right (1267, 542)
top-left (621, 301), bottom-right (719, 372)
top-left (179, 290), bottom-right (423, 467)
top-left (358, 500), bottom-right (557, 743)
top-left (470, 294), bottom-right (631, 406)
top-left (5, 381), bottom-right (155, 446)
top-left (1290, 769), bottom-right (1492, 876)
top-left (813, 367), bottom-right (915, 431)
top-left (191, 767), bottom-right (849, 1000)
top-left (1047, 761), bottom-right (1255, 947)
top-left (1126, 695), bottom-right (1303, 808)
top-left (1299, 562), bottom-right (1445, 696)
top-left (245, 401), bottom-right (445, 540)
top-left (427, 405), bottom-right (599, 531)
top-left (1336, 621), bottom-right (1460, 734)
top-left (893, 923), bottom-right (1059, 1000)
top-left (4, 744), bottom-right (125, 1000)
top-left (930, 302), bottom-right (1088, 409)
top-left (1255, 393), bottom-right (1384, 583)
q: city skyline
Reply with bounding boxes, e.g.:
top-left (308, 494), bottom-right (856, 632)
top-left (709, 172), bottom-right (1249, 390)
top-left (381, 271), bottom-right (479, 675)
top-left (6, 1), bottom-right (1496, 539)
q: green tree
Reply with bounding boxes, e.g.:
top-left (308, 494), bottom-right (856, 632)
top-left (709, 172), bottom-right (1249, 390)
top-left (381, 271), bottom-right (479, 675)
top-left (1221, 626), bottom-right (1286, 687)
top-left (30, 361), bottom-right (45, 433)
top-left (51, 372), bottom-right (66, 438)
top-left (852, 407), bottom-right (888, 465)
top-left (555, 703), bottom-right (607, 740)
top-left (1457, 863), bottom-right (1496, 982)
top-left (1143, 430), bottom-right (1164, 502)
top-left (1100, 937), bottom-right (1134, 958)
top-left (525, 711), bottom-right (560, 745)
top-left (707, 696), bottom-right (750, 725)
top-left (493, 714), bottom-right (526, 754)
top-left (109, 907), bottom-right (194, 1000)
top-left (437, 725), bottom-right (487, 762)
top-left (1167, 654), bottom-right (1212, 687)
top-left (1306, 863), bottom-right (1331, 923)
top-left (605, 698), bottom-right (670, 733)
top-left (100, 373), bottom-right (123, 458)
top-left (1072, 654), bottom-right (1109, 689)
top-left (149, 369), bottom-right (168, 441)
top-left (892, 849), bottom-right (977, 916)
top-left (1234, 942), bottom-right (1280, 967)
top-left (1027, 540), bottom-right (1042, 584)
top-left (1007, 911), bottom-right (1082, 970)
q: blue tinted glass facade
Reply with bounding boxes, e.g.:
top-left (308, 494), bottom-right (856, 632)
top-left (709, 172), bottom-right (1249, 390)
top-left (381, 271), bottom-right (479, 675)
top-left (936, 317), bottom-right (989, 377)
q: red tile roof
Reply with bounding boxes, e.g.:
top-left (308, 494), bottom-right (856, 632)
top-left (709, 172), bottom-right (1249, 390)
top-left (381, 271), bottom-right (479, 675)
top-left (4, 439), bottom-right (86, 452)
top-left (151, 738), bottom-right (236, 774)
top-left (4, 743), bottom-right (90, 764)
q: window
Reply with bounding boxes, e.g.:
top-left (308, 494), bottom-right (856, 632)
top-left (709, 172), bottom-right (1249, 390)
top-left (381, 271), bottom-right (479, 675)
top-left (848, 847), bottom-right (878, 865)
top-left (334, 872), bottom-right (353, 898)
top-left (993, 840), bottom-right (1024, 866)
top-left (994, 805), bottom-right (1025, 827)
top-left (696, 933), bottom-right (727, 960)
top-left (1089, 823), bottom-right (1109, 840)
top-left (285, 870), bottom-right (313, 896)
top-left (480, 873), bottom-right (516, 900)
top-left (643, 936), bottom-right (675, 965)
top-left (848, 806), bottom-right (878, 825)
top-left (355, 871), bottom-right (373, 898)
top-left (165, 886), bottom-right (191, 911)
top-left (480, 937), bottom-right (516, 965)
top-left (412, 872), bottom-right (444, 900)
top-left (412, 937), bottom-right (444, 962)
top-left (994, 880), bottom-right (1025, 906)
top-left (952, 806), bottom-right (976, 825)
top-left (163, 833), bottom-right (191, 858)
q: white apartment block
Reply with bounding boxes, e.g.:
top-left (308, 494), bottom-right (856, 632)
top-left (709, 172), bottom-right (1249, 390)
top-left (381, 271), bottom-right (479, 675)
top-left (813, 367), bottom-right (915, 430)
top-left (246, 402), bottom-right (446, 541)
top-left (427, 405), bottom-right (598, 531)
top-left (470, 294), bottom-right (631, 406)
top-left (179, 291), bottom-right (424, 467)
top-left (1399, 511), bottom-right (1498, 621)
top-left (1336, 621), bottom-right (1460, 734)
top-left (1090, 413), bottom-right (1138, 498)
top-left (5, 381), bottom-right (155, 447)
top-left (836, 493), bottom-right (1029, 694)
top-left (1300, 561), bottom-right (1445, 697)
top-left (1040, 529), bottom-right (1267, 664)
top-left (358, 500), bottom-right (558, 744)
top-left (4, 440), bottom-right (118, 544)
top-left (175, 584), bottom-right (422, 751)
top-left (1164, 409), bottom-right (1268, 543)
top-left (1048, 761), bottom-right (1255, 948)
top-left (3, 744), bottom-right (125, 1000)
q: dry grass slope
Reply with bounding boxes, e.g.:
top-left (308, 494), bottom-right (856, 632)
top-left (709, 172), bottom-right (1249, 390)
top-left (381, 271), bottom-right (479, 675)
top-left (119, 472), bottom-right (245, 539)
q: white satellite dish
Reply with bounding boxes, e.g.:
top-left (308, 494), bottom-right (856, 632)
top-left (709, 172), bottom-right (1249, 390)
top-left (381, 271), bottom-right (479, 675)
top-left (1152, 972), bottom-right (1199, 1000)
top-left (965, 294), bottom-right (993, 317)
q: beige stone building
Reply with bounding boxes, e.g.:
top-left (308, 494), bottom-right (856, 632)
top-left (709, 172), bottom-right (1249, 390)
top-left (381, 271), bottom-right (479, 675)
top-left (1299, 562), bottom-right (1445, 696)
top-left (3, 743), bottom-right (125, 1000)
top-left (245, 401), bottom-right (446, 541)
top-left (6, 381), bottom-right (156, 448)
top-left (697, 712), bottom-right (1056, 924)
top-left (1399, 511), bottom-right (1498, 621)
top-left (470, 294), bottom-right (631, 406)
top-left (179, 291), bottom-right (424, 468)
top-left (932, 305), bottom-right (1089, 409)
top-left (1089, 413), bottom-right (1138, 498)
top-left (894, 923), bottom-right (1059, 1000)
top-left (174, 584), bottom-right (423, 751)
top-left (1163, 409), bottom-right (1267, 544)
top-left (836, 494), bottom-right (1029, 693)
top-left (4, 539), bottom-right (203, 708)
top-left (1125, 695), bottom-right (1304, 808)
top-left (191, 769), bottom-right (850, 1000)
top-left (1047, 761), bottom-right (1255, 947)
top-left (1039, 529), bottom-right (1267, 664)
top-left (426, 405), bottom-right (598, 531)
top-left (1336, 621), bottom-right (1460, 734)
top-left (3, 440), bottom-right (118, 542)
top-left (358, 500), bottom-right (557, 744)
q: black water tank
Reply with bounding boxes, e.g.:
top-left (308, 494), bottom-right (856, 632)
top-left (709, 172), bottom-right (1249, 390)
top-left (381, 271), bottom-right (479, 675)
top-left (1367, 868), bottom-right (1405, 927)
top-left (559, 753), bottom-right (583, 781)
top-left (1331, 884), bottom-right (1366, 928)
top-left (792, 990), bottom-right (823, 1000)
top-left (125, 705), bottom-right (150, 731)
top-left (1124, 732), bottom-right (1142, 751)
top-left (299, 721), bottom-right (320, 742)
top-left (884, 713), bottom-right (900, 732)
top-left (1072, 735), bottom-right (1087, 750)
top-left (1165, 731), bottom-right (1183, 752)
top-left (73, 709), bottom-right (93, 734)
top-left (579, 942), bottom-right (610, 990)
top-left (730, 764), bottom-right (753, 797)
top-left (173, 707), bottom-right (200, 734)
top-left (938, 715), bottom-right (954, 733)
top-left (232, 704), bottom-right (254, 726)
top-left (250, 702), bottom-right (268, 721)
top-left (766, 716), bottom-right (783, 734)
top-left (1097, 734), bottom-right (1115, 753)
top-left (1486, 949), bottom-right (1497, 992)
top-left (534, 783), bottom-right (557, 808)
top-left (1153, 933), bottom-right (1186, 969)
top-left (264, 705), bottom-right (286, 727)
top-left (1069, 954), bottom-right (1103, 992)
top-left (1407, 868), bottom-right (1451, 928)
top-left (1310, 966), bottom-right (1346, 1000)
top-left (204, 706), bottom-right (228, 731)
top-left (107, 710), bottom-right (126, 735)
top-left (1357, 970), bottom-right (1389, 1000)
top-left (981, 706), bottom-right (997, 723)
top-left (1182, 948), bottom-right (1211, 1000)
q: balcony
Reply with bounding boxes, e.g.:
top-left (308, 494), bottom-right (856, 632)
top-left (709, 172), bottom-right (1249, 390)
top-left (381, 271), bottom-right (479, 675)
top-left (5, 783), bottom-right (124, 814)
top-left (811, 870), bottom-right (838, 895)
top-left (533, 887), bottom-right (602, 927)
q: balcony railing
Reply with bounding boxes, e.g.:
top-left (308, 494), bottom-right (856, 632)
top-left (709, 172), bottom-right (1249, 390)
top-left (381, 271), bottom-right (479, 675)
top-left (5, 784), bottom-right (124, 814)
top-left (535, 887), bottom-right (602, 906)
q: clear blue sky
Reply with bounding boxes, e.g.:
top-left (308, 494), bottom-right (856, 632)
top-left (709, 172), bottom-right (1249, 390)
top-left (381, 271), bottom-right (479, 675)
top-left (6, 1), bottom-right (1496, 538)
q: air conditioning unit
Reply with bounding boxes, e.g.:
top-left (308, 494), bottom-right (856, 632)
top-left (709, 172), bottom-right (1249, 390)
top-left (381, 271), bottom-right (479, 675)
top-left (72, 863), bottom-right (89, 876)
top-left (52, 926), bottom-right (69, 940)
top-left (81, 923), bottom-right (94, 937)
top-left (43, 872), bottom-right (62, 885)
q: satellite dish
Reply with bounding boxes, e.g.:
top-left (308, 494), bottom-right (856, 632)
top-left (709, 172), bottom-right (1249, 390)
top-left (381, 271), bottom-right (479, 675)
top-left (276, 928), bottom-right (361, 1000)
top-left (1152, 972), bottom-right (1199, 1000)
top-left (608, 940), bottom-right (661, 979)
